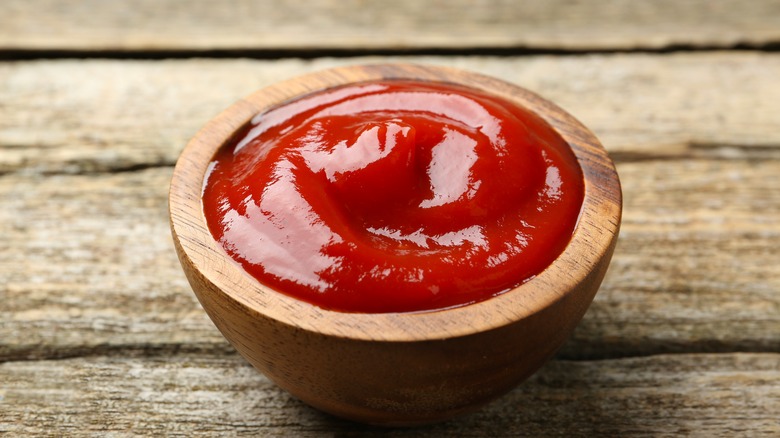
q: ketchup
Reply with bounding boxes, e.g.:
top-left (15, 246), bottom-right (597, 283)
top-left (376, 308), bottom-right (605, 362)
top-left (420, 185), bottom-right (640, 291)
top-left (202, 80), bottom-right (584, 313)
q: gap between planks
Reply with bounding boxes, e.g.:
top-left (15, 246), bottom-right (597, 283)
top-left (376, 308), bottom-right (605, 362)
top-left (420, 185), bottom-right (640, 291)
top-left (2, 44), bottom-right (780, 62)
top-left (4, 0), bottom-right (780, 54)
top-left (4, 140), bottom-right (780, 179)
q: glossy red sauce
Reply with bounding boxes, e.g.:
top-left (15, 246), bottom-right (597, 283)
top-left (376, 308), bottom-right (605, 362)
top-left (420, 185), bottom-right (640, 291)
top-left (202, 80), bottom-right (584, 313)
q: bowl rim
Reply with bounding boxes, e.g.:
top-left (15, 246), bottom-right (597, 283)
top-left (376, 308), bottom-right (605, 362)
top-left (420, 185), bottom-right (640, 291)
top-left (169, 63), bottom-right (622, 342)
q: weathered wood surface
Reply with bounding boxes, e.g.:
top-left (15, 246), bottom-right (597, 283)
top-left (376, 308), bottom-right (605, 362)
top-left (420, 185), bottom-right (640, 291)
top-left (3, 158), bottom-right (778, 361)
top-left (2, 53), bottom-right (779, 176)
top-left (2, 58), bottom-right (779, 362)
top-left (2, 353), bottom-right (778, 436)
top-left (3, 0), bottom-right (780, 52)
top-left (2, 51), bottom-right (779, 432)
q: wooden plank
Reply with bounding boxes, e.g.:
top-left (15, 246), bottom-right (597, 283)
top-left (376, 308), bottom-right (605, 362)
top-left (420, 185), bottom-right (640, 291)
top-left (0, 168), bottom-right (227, 360)
top-left (1, 54), bottom-right (779, 360)
top-left (2, 157), bottom-right (778, 361)
top-left (3, 0), bottom-right (780, 52)
top-left (1, 53), bottom-right (779, 176)
top-left (1, 353), bottom-right (778, 435)
top-left (578, 158), bottom-right (780, 359)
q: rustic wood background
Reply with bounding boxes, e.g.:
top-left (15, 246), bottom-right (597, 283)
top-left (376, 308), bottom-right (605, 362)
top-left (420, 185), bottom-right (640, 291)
top-left (2, 1), bottom-right (779, 436)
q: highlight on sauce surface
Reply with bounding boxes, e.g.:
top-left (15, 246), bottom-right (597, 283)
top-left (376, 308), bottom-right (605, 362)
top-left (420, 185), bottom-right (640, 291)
top-left (201, 80), bottom-right (584, 313)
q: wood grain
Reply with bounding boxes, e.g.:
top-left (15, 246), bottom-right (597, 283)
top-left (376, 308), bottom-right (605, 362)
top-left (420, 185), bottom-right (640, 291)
top-left (3, 0), bottom-right (780, 52)
top-left (2, 57), bottom-right (778, 361)
top-left (0, 168), bottom-right (226, 361)
top-left (579, 158), bottom-right (780, 358)
top-left (1, 54), bottom-right (779, 425)
top-left (2, 353), bottom-right (778, 436)
top-left (2, 158), bottom-right (778, 361)
top-left (2, 1), bottom-right (777, 430)
top-left (2, 53), bottom-right (779, 176)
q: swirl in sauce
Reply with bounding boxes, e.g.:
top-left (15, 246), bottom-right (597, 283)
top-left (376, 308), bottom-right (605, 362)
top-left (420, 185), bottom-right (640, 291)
top-left (202, 80), bottom-right (584, 313)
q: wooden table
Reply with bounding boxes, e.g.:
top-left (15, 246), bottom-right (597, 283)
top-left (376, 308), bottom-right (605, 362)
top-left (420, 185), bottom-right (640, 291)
top-left (2, 1), bottom-right (779, 435)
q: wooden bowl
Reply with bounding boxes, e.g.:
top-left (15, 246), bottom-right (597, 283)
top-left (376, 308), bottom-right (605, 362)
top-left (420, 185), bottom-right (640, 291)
top-left (169, 64), bottom-right (621, 426)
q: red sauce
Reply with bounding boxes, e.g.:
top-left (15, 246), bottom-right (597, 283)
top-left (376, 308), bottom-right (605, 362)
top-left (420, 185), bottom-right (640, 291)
top-left (202, 80), bottom-right (584, 313)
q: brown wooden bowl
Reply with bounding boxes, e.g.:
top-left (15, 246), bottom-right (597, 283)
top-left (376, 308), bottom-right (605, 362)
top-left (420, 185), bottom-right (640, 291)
top-left (169, 64), bottom-right (621, 426)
